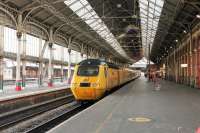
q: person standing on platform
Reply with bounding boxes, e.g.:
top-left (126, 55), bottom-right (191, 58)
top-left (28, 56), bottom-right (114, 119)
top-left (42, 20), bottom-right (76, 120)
top-left (154, 72), bottom-right (161, 91)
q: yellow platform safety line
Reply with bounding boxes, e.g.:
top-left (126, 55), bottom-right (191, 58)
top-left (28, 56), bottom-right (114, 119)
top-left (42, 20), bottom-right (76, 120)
top-left (128, 117), bottom-right (152, 123)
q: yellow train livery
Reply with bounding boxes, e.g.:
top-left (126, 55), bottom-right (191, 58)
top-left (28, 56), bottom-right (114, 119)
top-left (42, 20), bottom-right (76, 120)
top-left (70, 59), bottom-right (139, 101)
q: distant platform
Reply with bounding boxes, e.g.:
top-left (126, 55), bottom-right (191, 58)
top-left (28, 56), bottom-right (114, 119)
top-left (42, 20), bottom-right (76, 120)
top-left (49, 77), bottom-right (200, 133)
top-left (0, 84), bottom-right (69, 102)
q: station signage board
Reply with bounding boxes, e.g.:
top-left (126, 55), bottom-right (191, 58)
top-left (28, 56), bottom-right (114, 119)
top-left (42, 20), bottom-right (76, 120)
top-left (181, 64), bottom-right (188, 68)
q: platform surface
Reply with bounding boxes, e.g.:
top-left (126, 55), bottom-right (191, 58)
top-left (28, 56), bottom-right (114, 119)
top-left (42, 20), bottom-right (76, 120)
top-left (49, 76), bottom-right (200, 133)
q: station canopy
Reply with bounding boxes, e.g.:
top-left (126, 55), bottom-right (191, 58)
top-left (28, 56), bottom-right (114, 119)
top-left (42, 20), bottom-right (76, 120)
top-left (139, 0), bottom-right (164, 57)
top-left (2, 0), bottom-right (145, 63)
top-left (64, 0), bottom-right (144, 62)
top-left (130, 57), bottom-right (154, 68)
top-left (64, 0), bottom-right (127, 58)
top-left (150, 0), bottom-right (200, 63)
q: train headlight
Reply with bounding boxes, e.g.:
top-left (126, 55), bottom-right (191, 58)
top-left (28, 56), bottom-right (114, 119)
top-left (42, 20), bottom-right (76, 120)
top-left (91, 83), bottom-right (99, 87)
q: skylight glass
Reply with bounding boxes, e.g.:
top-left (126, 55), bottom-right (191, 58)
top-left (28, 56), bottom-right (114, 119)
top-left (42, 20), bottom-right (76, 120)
top-left (139, 0), bottom-right (164, 56)
top-left (64, 0), bottom-right (129, 59)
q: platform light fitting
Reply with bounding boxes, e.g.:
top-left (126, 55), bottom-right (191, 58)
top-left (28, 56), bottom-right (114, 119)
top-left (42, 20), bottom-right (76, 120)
top-left (196, 14), bottom-right (200, 19)
top-left (175, 39), bottom-right (178, 42)
top-left (117, 4), bottom-right (122, 8)
top-left (183, 30), bottom-right (187, 33)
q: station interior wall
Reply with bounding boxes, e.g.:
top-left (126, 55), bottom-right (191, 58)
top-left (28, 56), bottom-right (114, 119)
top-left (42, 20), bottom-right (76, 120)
top-left (163, 23), bottom-right (200, 88)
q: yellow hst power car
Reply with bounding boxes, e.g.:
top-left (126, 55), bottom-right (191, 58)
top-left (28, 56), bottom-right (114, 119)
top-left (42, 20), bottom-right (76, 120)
top-left (70, 59), bottom-right (139, 101)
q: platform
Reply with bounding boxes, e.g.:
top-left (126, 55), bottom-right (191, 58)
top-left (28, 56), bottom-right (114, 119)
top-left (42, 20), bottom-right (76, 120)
top-left (49, 76), bottom-right (200, 133)
top-left (0, 83), bottom-right (69, 102)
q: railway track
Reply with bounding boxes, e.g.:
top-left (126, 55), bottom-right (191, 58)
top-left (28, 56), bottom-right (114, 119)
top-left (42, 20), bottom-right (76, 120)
top-left (0, 78), bottom-right (138, 132)
top-left (24, 78), bottom-right (139, 133)
top-left (0, 94), bottom-right (74, 131)
top-left (25, 103), bottom-right (85, 133)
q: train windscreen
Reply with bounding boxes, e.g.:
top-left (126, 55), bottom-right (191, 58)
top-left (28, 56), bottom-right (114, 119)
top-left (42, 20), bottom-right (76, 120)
top-left (77, 66), bottom-right (99, 76)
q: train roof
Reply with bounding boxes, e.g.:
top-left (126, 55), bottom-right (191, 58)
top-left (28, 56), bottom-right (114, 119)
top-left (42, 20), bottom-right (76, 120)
top-left (78, 59), bottom-right (119, 69)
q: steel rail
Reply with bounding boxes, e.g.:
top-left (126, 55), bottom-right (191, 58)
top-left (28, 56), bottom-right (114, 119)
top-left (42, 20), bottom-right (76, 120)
top-left (25, 103), bottom-right (84, 133)
top-left (0, 94), bottom-right (74, 130)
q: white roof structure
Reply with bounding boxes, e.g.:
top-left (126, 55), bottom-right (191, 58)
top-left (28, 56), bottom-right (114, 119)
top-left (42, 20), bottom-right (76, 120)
top-left (139, 0), bottom-right (164, 57)
top-left (64, 0), bottom-right (132, 61)
top-left (130, 57), bottom-right (154, 68)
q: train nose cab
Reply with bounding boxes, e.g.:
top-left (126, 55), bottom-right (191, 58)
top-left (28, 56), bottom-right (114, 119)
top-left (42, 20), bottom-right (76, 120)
top-left (71, 64), bottom-right (106, 100)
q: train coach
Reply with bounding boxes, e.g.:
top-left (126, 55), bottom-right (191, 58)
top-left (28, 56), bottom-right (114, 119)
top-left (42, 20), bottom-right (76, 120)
top-left (70, 59), bottom-right (140, 101)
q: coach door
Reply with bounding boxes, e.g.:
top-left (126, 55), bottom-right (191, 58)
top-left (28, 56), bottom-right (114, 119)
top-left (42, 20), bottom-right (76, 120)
top-left (104, 66), bottom-right (108, 90)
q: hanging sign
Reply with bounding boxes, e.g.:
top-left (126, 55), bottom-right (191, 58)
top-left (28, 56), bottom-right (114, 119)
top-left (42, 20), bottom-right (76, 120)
top-left (181, 64), bottom-right (188, 68)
